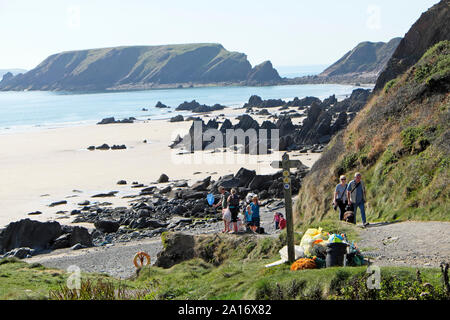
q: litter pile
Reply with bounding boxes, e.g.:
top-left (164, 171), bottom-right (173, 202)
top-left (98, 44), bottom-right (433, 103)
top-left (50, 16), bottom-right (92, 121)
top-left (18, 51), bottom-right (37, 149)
top-left (265, 227), bottom-right (366, 270)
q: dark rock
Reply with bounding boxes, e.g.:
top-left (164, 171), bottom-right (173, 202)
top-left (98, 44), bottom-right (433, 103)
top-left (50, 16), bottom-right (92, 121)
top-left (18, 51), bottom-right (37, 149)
top-left (235, 167), bottom-right (256, 187)
top-left (286, 96), bottom-right (322, 107)
top-left (27, 211), bottom-right (42, 216)
top-left (97, 117), bottom-right (116, 125)
top-left (0, 219), bottom-right (62, 254)
top-left (94, 219), bottom-right (120, 233)
top-left (155, 101), bottom-right (169, 108)
top-left (91, 191), bottom-right (118, 198)
top-left (117, 180), bottom-right (127, 185)
top-left (155, 233), bottom-right (196, 268)
top-left (191, 176), bottom-right (211, 191)
top-left (111, 144), bottom-right (127, 150)
top-left (77, 200), bottom-right (90, 206)
top-left (248, 175), bottom-right (273, 191)
top-left (158, 174), bottom-right (169, 183)
top-left (70, 226), bottom-right (93, 247)
top-left (87, 146), bottom-right (95, 151)
top-left (160, 185), bottom-right (172, 194)
top-left (96, 143), bottom-right (110, 150)
top-left (49, 200), bottom-right (67, 207)
top-left (51, 234), bottom-right (71, 250)
top-left (174, 181), bottom-right (188, 188)
top-left (170, 115), bottom-right (184, 122)
top-left (2, 247), bottom-right (34, 259)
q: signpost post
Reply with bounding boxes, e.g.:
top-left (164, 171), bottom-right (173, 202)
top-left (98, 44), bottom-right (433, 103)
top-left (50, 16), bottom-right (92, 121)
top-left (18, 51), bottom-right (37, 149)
top-left (271, 152), bottom-right (300, 263)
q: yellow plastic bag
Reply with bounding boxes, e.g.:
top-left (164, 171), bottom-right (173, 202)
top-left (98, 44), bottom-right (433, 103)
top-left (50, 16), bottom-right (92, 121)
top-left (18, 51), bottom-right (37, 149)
top-left (300, 228), bottom-right (329, 257)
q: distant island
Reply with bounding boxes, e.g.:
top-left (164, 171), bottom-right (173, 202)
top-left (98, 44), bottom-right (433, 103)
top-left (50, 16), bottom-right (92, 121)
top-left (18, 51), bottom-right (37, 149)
top-left (0, 39), bottom-right (402, 92)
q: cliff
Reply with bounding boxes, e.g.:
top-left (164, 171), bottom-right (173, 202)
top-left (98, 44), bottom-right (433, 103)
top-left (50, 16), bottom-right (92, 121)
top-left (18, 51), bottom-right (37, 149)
top-left (374, 0), bottom-right (450, 91)
top-left (0, 43), bottom-right (280, 91)
top-left (320, 38), bottom-right (402, 80)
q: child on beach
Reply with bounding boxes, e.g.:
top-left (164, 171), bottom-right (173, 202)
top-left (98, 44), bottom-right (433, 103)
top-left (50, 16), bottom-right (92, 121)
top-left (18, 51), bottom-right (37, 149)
top-left (248, 196), bottom-right (261, 233)
top-left (273, 212), bottom-right (281, 230)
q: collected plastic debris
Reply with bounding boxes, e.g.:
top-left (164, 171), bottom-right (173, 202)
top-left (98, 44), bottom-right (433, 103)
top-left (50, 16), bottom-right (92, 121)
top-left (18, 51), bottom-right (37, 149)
top-left (264, 245), bottom-right (305, 268)
top-left (290, 258), bottom-right (316, 271)
top-left (300, 228), bottom-right (329, 257)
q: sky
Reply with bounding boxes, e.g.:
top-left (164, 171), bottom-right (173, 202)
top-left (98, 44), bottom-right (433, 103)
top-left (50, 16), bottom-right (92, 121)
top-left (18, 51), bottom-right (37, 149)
top-left (0, 0), bottom-right (441, 70)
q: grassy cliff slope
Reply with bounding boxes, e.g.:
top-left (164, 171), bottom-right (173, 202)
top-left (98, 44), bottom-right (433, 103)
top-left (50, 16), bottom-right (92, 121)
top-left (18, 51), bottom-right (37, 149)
top-left (296, 40), bottom-right (450, 224)
top-left (0, 43), bottom-right (262, 91)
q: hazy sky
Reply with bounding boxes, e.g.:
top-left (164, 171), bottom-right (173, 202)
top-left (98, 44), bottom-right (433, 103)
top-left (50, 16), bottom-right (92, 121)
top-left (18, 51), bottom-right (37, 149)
top-left (0, 0), bottom-right (441, 70)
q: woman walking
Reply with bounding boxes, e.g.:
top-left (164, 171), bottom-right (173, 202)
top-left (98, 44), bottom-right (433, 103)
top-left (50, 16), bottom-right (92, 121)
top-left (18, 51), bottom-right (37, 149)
top-left (333, 175), bottom-right (348, 221)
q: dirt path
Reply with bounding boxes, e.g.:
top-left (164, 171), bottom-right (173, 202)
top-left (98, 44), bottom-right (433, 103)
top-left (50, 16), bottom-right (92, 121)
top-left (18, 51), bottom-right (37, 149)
top-left (357, 221), bottom-right (450, 268)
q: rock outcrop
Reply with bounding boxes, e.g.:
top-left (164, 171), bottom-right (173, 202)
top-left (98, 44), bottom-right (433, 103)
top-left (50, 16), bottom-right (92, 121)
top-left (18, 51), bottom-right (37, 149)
top-left (374, 0), bottom-right (450, 91)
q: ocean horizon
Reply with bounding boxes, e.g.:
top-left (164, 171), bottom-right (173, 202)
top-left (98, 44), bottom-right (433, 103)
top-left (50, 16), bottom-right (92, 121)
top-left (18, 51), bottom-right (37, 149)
top-left (0, 83), bottom-right (369, 134)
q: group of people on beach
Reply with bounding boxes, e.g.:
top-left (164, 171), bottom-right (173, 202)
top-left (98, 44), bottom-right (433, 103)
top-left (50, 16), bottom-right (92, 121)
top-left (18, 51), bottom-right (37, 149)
top-left (333, 172), bottom-right (369, 227)
top-left (212, 171), bottom-right (369, 234)
top-left (213, 186), bottom-right (261, 234)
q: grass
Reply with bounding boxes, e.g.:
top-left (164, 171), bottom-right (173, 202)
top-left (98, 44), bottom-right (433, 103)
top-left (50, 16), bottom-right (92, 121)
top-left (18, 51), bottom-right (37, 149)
top-left (0, 257), bottom-right (138, 300)
top-left (1, 234), bottom-right (450, 300)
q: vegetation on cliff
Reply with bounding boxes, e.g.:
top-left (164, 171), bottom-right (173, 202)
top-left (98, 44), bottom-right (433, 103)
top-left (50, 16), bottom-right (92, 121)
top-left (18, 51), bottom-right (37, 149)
top-left (296, 41), bottom-right (450, 224)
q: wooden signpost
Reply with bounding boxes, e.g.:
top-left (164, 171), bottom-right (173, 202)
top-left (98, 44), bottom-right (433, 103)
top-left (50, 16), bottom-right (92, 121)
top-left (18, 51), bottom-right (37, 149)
top-left (270, 152), bottom-right (300, 263)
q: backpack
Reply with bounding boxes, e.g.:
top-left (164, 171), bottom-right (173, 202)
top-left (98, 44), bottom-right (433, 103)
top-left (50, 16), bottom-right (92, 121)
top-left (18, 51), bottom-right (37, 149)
top-left (279, 217), bottom-right (287, 229)
top-left (229, 194), bottom-right (239, 207)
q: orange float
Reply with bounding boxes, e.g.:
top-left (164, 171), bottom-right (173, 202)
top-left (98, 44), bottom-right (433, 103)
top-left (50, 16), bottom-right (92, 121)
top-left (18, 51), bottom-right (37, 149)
top-left (133, 251), bottom-right (151, 268)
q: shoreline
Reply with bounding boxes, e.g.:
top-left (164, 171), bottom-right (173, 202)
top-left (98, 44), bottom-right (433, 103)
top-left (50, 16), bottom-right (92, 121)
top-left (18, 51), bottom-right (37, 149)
top-left (0, 83), bottom-right (371, 135)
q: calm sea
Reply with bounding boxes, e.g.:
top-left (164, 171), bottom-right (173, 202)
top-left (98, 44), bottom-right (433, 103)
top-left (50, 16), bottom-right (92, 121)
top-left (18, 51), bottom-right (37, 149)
top-left (0, 83), bottom-right (366, 134)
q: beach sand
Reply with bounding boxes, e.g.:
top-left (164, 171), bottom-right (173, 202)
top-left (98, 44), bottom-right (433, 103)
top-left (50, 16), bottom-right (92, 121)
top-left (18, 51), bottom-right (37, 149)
top-left (0, 106), bottom-right (320, 227)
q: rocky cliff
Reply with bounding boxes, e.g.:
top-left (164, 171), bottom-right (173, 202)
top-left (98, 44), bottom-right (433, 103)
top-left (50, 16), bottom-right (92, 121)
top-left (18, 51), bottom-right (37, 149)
top-left (374, 0), bottom-right (450, 91)
top-left (0, 43), bottom-right (281, 91)
top-left (318, 38), bottom-right (402, 82)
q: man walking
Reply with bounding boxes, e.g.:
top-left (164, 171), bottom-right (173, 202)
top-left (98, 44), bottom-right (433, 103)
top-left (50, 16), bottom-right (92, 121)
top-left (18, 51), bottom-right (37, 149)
top-left (347, 172), bottom-right (369, 227)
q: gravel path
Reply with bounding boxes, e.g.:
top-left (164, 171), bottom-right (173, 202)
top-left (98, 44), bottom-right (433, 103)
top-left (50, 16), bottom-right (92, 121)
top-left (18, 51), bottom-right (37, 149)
top-left (357, 221), bottom-right (450, 268)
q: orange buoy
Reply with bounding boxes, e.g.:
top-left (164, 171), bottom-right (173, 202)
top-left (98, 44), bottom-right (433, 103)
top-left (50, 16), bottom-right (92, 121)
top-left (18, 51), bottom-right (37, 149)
top-left (133, 251), bottom-right (151, 268)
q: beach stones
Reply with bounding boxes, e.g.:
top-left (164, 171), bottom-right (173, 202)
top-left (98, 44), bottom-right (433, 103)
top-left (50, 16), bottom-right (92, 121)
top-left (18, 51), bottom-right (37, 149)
top-left (96, 143), bottom-right (110, 150)
top-left (94, 219), bottom-right (120, 233)
top-left (49, 200), bottom-right (67, 207)
top-left (157, 173), bottom-right (169, 183)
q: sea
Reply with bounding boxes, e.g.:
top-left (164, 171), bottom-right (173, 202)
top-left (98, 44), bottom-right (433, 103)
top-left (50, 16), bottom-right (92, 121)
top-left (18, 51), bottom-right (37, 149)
top-left (0, 77), bottom-right (368, 134)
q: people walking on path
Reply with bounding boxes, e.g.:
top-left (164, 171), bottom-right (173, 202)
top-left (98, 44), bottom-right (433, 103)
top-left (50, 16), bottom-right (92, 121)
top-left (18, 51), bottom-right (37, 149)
top-left (333, 175), bottom-right (348, 221)
top-left (214, 186), bottom-right (231, 233)
top-left (347, 172), bottom-right (369, 227)
top-left (227, 188), bottom-right (240, 233)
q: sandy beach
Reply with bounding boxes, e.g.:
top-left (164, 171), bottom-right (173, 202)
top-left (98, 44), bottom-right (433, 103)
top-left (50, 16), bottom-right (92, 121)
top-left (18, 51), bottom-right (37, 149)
top-left (0, 106), bottom-right (320, 228)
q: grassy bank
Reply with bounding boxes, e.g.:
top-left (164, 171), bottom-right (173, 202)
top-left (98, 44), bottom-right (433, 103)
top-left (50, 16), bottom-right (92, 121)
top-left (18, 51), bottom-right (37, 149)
top-left (2, 231), bottom-right (449, 300)
top-left (296, 41), bottom-right (450, 225)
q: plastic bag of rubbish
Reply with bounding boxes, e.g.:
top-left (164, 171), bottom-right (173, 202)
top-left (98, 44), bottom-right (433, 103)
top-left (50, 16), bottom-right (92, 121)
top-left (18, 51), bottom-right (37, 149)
top-left (265, 245), bottom-right (304, 268)
top-left (300, 228), bottom-right (328, 256)
top-left (328, 234), bottom-right (344, 243)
